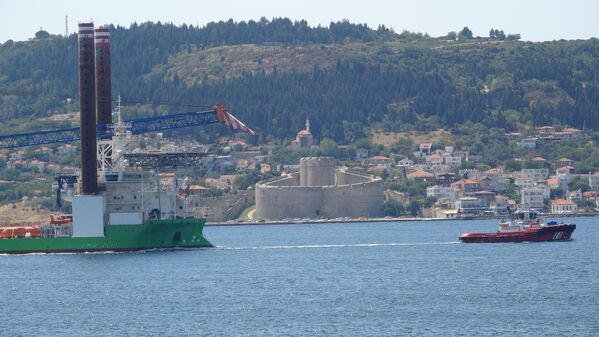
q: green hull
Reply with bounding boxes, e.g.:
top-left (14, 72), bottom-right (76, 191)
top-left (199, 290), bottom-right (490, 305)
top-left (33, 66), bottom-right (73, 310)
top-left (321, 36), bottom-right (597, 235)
top-left (0, 218), bottom-right (212, 254)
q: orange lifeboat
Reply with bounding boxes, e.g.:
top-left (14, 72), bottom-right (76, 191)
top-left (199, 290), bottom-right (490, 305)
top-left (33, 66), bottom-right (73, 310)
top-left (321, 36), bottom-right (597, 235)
top-left (0, 226), bottom-right (42, 239)
top-left (50, 214), bottom-right (73, 225)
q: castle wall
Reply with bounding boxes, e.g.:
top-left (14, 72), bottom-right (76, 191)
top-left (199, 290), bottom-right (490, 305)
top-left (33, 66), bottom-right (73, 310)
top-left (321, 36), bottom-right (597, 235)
top-left (255, 185), bottom-right (324, 219)
top-left (320, 180), bottom-right (384, 218)
top-left (336, 171), bottom-right (370, 185)
top-left (255, 175), bottom-right (384, 220)
top-left (256, 157), bottom-right (384, 220)
top-left (265, 174), bottom-right (299, 187)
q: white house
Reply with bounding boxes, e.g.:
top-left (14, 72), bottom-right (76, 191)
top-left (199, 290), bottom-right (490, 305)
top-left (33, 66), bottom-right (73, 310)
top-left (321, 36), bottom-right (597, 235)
top-left (443, 154), bottom-right (462, 167)
top-left (425, 153), bottom-right (444, 167)
top-left (515, 176), bottom-right (534, 188)
top-left (426, 185), bottom-right (456, 202)
top-left (520, 185), bottom-right (549, 209)
top-left (364, 155), bottom-right (395, 169)
top-left (519, 138), bottom-right (537, 149)
top-left (551, 199), bottom-right (577, 214)
top-left (520, 168), bottom-right (549, 181)
top-left (397, 158), bottom-right (414, 169)
top-left (456, 197), bottom-right (487, 215)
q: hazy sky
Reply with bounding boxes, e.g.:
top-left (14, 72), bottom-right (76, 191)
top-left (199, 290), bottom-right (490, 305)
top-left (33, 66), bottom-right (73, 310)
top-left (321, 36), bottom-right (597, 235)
top-left (1, 0), bottom-right (598, 43)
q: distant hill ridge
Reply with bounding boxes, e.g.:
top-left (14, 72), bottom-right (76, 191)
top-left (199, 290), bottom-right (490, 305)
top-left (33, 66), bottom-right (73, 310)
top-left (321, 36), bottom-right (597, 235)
top-left (0, 19), bottom-right (598, 142)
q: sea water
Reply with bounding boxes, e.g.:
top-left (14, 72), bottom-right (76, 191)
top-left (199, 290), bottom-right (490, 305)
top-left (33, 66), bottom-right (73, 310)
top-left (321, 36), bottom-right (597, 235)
top-left (1, 217), bottom-right (598, 336)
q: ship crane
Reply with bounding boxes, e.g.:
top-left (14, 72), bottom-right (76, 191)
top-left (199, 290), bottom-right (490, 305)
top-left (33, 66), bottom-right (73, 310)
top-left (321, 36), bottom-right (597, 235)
top-left (0, 99), bottom-right (257, 208)
top-left (0, 104), bottom-right (256, 150)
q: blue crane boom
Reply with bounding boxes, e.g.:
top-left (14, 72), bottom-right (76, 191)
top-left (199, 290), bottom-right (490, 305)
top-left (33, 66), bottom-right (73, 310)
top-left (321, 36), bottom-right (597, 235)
top-left (0, 105), bottom-right (255, 150)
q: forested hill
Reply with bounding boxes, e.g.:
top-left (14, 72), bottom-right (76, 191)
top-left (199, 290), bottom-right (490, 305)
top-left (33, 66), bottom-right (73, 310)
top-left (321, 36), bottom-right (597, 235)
top-left (0, 19), bottom-right (598, 143)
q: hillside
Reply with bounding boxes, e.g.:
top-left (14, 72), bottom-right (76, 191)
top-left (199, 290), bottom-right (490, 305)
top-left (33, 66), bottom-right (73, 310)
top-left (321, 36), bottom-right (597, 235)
top-left (0, 19), bottom-right (598, 143)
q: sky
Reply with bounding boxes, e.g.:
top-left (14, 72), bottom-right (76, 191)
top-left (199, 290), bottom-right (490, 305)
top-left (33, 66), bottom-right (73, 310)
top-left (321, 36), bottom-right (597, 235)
top-left (1, 0), bottom-right (598, 43)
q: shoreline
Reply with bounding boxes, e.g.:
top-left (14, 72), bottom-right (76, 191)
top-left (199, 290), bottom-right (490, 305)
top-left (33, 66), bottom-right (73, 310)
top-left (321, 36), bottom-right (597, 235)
top-left (206, 212), bottom-right (598, 226)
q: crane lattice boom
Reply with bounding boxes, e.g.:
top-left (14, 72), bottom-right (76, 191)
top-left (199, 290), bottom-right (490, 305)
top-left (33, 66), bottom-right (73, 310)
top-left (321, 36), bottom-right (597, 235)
top-left (0, 105), bottom-right (256, 150)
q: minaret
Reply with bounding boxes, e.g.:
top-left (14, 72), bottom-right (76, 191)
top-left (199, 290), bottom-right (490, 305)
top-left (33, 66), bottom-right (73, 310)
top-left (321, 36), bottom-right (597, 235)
top-left (305, 117), bottom-right (310, 133)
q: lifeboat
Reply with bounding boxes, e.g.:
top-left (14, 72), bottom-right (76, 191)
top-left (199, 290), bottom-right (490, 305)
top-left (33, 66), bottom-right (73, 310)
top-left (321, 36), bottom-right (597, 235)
top-left (0, 226), bottom-right (42, 239)
top-left (459, 210), bottom-right (575, 243)
top-left (50, 214), bottom-right (73, 225)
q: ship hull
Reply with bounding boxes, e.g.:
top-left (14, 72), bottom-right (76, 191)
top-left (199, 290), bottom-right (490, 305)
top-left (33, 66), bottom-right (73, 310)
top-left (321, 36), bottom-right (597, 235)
top-left (459, 224), bottom-right (576, 243)
top-left (0, 218), bottom-right (212, 254)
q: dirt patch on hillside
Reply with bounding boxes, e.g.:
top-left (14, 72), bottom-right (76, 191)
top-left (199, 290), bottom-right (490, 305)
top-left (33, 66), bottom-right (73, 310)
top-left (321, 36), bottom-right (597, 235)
top-left (40, 111), bottom-right (79, 123)
top-left (0, 199), bottom-right (52, 226)
top-left (162, 41), bottom-right (406, 86)
top-left (372, 129), bottom-right (452, 147)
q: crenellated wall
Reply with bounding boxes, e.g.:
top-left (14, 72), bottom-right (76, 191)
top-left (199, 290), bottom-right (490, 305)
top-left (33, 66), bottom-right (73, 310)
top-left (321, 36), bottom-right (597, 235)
top-left (256, 158), bottom-right (383, 220)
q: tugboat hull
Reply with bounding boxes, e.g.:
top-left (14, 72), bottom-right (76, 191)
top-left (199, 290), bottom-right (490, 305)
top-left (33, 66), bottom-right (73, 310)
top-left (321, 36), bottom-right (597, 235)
top-left (460, 224), bottom-right (576, 243)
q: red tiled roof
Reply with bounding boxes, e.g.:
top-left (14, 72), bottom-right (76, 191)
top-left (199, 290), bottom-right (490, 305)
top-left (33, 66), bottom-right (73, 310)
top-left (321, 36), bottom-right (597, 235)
top-left (485, 168), bottom-right (503, 174)
top-left (408, 169), bottom-right (434, 178)
top-left (551, 199), bottom-right (575, 206)
top-left (453, 179), bottom-right (479, 185)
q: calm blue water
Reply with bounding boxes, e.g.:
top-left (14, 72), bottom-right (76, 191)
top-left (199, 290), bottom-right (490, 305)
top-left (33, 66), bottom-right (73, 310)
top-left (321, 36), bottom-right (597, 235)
top-left (1, 217), bottom-right (598, 336)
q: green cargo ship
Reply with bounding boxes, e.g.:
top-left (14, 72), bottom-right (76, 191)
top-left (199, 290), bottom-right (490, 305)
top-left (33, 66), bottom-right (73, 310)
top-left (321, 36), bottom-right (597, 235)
top-left (0, 23), bottom-right (258, 254)
top-left (0, 218), bottom-right (212, 254)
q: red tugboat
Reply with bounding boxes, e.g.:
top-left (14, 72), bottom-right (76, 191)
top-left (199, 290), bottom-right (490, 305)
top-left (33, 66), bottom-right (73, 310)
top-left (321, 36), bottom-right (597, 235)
top-left (459, 210), bottom-right (576, 243)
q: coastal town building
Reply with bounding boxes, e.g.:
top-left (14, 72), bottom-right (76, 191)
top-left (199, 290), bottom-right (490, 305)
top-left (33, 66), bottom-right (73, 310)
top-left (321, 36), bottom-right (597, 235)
top-left (289, 118), bottom-right (314, 149)
top-left (435, 173), bottom-right (455, 186)
top-left (520, 168), bottom-right (549, 181)
top-left (520, 185), bottom-right (549, 209)
top-left (425, 153), bottom-right (444, 167)
top-left (426, 185), bottom-right (456, 203)
top-left (455, 197), bottom-right (487, 215)
top-left (451, 179), bottom-right (481, 197)
top-left (589, 172), bottom-right (599, 191)
top-left (443, 154), bottom-right (462, 167)
top-left (364, 155), bottom-right (395, 169)
top-left (519, 138), bottom-right (536, 148)
top-left (205, 175), bottom-right (236, 190)
top-left (555, 158), bottom-right (575, 169)
top-left (567, 189), bottom-right (582, 201)
top-left (419, 143), bottom-right (433, 156)
top-left (514, 175), bottom-right (534, 188)
top-left (396, 158), bottom-right (414, 169)
top-left (551, 199), bottom-right (577, 214)
top-left (492, 195), bottom-right (512, 215)
top-left (536, 126), bottom-right (555, 136)
top-left (546, 177), bottom-right (561, 189)
top-left (407, 169), bottom-right (435, 184)
top-left (552, 170), bottom-right (572, 189)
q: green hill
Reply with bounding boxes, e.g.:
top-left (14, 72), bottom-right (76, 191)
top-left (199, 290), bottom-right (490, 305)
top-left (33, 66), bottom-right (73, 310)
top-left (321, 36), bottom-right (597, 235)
top-left (0, 19), bottom-right (598, 143)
